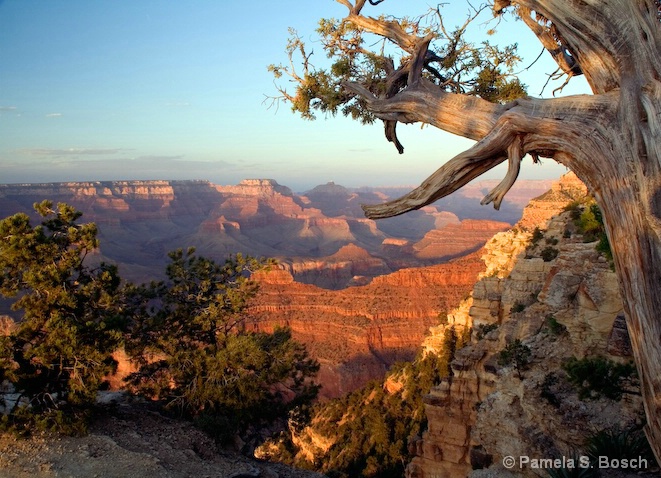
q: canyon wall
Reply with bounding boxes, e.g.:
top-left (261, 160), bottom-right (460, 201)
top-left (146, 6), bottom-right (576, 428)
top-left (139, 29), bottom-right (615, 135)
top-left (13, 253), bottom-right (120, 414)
top-left (406, 173), bottom-right (645, 477)
top-left (249, 252), bottom-right (484, 399)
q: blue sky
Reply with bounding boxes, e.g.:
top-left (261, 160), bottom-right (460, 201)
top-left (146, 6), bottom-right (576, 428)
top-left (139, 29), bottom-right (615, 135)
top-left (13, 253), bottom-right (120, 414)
top-left (0, 1), bottom-right (590, 191)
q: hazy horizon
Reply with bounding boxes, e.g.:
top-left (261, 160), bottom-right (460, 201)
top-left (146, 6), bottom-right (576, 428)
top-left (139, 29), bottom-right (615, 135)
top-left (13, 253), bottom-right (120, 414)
top-left (0, 172), bottom-right (560, 195)
top-left (1, 1), bottom-right (584, 191)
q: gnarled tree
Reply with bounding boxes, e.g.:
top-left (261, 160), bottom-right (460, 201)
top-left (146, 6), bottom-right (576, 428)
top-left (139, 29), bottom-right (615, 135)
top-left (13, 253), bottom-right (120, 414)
top-left (270, 0), bottom-right (661, 461)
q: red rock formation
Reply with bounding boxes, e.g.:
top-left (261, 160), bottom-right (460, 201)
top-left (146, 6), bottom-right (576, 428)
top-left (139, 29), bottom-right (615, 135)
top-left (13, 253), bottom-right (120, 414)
top-left (413, 219), bottom-right (510, 260)
top-left (249, 253), bottom-right (484, 399)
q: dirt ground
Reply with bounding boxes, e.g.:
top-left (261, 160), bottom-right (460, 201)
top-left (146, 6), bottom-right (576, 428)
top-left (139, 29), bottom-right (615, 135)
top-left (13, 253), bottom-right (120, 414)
top-left (0, 395), bottom-right (325, 478)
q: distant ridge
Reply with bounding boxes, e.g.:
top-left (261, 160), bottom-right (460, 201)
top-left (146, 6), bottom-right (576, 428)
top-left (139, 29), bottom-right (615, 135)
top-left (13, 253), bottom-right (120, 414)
top-left (0, 178), bottom-right (552, 288)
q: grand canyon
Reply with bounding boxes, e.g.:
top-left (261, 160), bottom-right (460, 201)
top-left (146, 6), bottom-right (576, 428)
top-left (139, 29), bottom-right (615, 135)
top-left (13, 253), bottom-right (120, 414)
top-left (0, 174), bottom-right (653, 477)
top-left (0, 178), bottom-right (550, 398)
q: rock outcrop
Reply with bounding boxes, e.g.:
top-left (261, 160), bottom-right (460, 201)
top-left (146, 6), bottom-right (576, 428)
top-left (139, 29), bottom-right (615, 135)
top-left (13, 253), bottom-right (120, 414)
top-left (406, 173), bottom-right (646, 477)
top-left (249, 252), bottom-right (484, 399)
top-left (413, 219), bottom-right (511, 260)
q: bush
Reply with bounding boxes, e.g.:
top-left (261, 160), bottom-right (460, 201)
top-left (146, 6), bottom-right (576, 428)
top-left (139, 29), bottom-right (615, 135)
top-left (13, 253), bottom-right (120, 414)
top-left (562, 356), bottom-right (638, 400)
top-left (541, 246), bottom-right (559, 262)
top-left (476, 323), bottom-right (498, 340)
top-left (0, 202), bottom-right (125, 434)
top-left (125, 248), bottom-right (319, 442)
top-left (563, 200), bottom-right (583, 221)
top-left (585, 426), bottom-right (655, 466)
top-left (531, 227), bottom-right (545, 245)
top-left (545, 315), bottom-right (567, 336)
top-left (511, 301), bottom-right (526, 314)
top-left (573, 202), bottom-right (613, 262)
top-left (540, 372), bottom-right (562, 408)
top-left (498, 339), bottom-right (531, 379)
top-left (271, 326), bottom-right (469, 478)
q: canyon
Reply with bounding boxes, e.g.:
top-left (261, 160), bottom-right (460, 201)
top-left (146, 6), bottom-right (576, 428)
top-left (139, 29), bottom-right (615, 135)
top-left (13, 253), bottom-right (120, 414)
top-left (0, 178), bottom-right (550, 399)
top-left (271, 173), bottom-right (653, 477)
top-left (0, 178), bottom-right (549, 287)
top-left (407, 173), bottom-right (648, 477)
top-left (249, 253), bottom-right (484, 399)
top-left (3, 173), bottom-right (645, 477)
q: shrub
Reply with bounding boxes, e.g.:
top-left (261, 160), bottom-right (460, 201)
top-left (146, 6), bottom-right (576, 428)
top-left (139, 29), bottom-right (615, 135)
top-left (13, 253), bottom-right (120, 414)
top-left (541, 246), bottom-right (559, 262)
top-left (540, 372), bottom-right (562, 408)
top-left (511, 301), bottom-right (526, 314)
top-left (531, 227), bottom-right (545, 245)
top-left (562, 356), bottom-right (638, 400)
top-left (573, 202), bottom-right (613, 262)
top-left (563, 200), bottom-right (583, 221)
top-left (270, 326), bottom-right (468, 477)
top-left (476, 323), bottom-right (498, 340)
top-left (545, 315), bottom-right (567, 336)
top-left (125, 248), bottom-right (319, 443)
top-left (585, 426), bottom-right (655, 466)
top-left (498, 339), bottom-right (531, 379)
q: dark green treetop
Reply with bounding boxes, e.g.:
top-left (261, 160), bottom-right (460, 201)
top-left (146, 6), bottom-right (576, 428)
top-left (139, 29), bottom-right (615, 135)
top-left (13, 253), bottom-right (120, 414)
top-left (0, 201), bottom-right (124, 433)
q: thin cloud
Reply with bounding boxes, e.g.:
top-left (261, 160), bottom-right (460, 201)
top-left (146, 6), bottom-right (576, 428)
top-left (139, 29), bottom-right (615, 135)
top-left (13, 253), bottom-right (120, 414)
top-left (45, 113), bottom-right (63, 117)
top-left (20, 148), bottom-right (129, 156)
top-left (0, 106), bottom-right (17, 111)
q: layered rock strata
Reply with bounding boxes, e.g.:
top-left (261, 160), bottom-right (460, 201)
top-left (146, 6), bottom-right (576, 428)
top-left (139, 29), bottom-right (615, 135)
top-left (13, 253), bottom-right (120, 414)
top-left (249, 253), bottom-right (484, 399)
top-left (406, 173), bottom-right (644, 477)
top-left (0, 179), bottom-right (535, 288)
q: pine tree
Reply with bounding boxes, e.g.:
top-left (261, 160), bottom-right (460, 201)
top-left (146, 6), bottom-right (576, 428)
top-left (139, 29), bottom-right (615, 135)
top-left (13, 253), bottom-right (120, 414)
top-left (124, 248), bottom-right (319, 442)
top-left (0, 201), bottom-right (124, 434)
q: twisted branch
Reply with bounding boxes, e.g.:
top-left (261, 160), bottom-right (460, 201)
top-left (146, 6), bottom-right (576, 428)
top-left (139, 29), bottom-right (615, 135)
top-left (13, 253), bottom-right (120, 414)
top-left (361, 120), bottom-right (517, 218)
top-left (480, 134), bottom-right (524, 210)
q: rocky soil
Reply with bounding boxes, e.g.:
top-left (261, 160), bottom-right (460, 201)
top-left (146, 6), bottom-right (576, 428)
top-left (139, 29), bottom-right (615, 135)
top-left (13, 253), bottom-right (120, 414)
top-left (0, 396), bottom-right (325, 478)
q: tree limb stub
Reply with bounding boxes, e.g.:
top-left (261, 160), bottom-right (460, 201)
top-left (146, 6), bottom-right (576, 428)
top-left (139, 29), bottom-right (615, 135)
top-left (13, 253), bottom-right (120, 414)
top-left (481, 134), bottom-right (524, 210)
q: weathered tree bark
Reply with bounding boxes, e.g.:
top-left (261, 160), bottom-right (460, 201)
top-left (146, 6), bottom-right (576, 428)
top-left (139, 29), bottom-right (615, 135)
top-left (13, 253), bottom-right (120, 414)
top-left (339, 0), bottom-right (661, 461)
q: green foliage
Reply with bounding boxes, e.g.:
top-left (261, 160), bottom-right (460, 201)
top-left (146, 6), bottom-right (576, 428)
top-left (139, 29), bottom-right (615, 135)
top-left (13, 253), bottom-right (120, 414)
top-left (0, 202), bottom-right (124, 434)
top-left (476, 323), bottom-right (498, 340)
top-left (544, 426), bottom-right (656, 477)
top-left (585, 426), bottom-right (655, 466)
top-left (563, 200), bottom-right (583, 221)
top-left (273, 326), bottom-right (468, 477)
top-left (498, 339), bottom-right (531, 379)
top-left (531, 227), bottom-right (545, 245)
top-left (510, 301), bottom-right (526, 313)
top-left (269, 8), bottom-right (527, 125)
top-left (577, 204), bottom-right (603, 239)
top-left (540, 372), bottom-right (562, 408)
top-left (545, 315), bottom-right (567, 336)
top-left (125, 248), bottom-right (319, 442)
top-left (572, 202), bottom-right (613, 262)
top-left (562, 356), bottom-right (638, 400)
